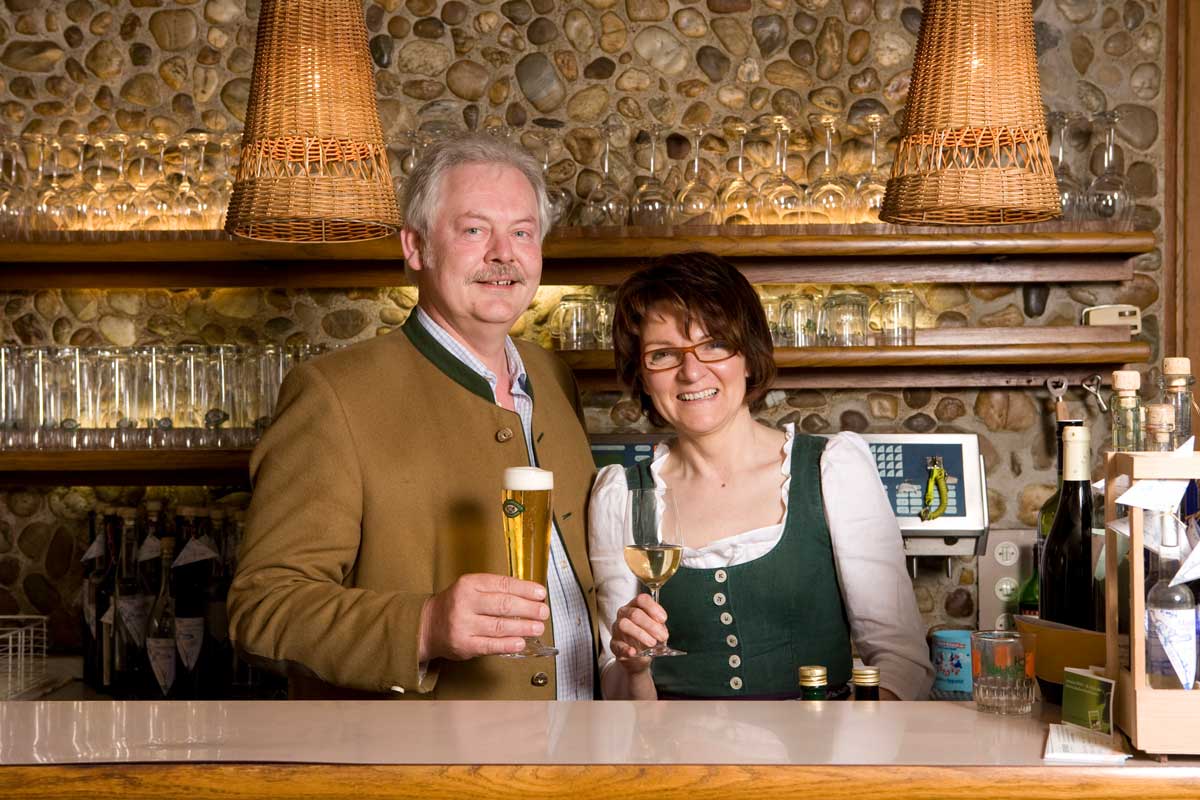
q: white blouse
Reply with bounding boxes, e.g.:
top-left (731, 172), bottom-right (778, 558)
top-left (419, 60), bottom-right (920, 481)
top-left (588, 425), bottom-right (935, 700)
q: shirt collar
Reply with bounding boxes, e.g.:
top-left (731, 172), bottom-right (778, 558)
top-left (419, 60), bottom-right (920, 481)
top-left (414, 306), bottom-right (528, 392)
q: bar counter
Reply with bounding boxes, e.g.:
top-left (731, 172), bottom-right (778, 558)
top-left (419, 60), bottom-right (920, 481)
top-left (1, 700), bottom-right (1198, 799)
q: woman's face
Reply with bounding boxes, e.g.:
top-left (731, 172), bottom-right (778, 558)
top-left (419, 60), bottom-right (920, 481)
top-left (639, 302), bottom-right (749, 437)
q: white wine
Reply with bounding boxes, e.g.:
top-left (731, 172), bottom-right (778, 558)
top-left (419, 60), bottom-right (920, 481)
top-left (624, 544), bottom-right (683, 591)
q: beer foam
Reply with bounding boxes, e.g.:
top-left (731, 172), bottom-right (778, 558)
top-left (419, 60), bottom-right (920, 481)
top-left (503, 467), bottom-right (554, 490)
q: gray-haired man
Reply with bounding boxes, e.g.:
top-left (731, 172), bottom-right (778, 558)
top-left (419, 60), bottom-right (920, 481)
top-left (229, 134), bottom-right (598, 700)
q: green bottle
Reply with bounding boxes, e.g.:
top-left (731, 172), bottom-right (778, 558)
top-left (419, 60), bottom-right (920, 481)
top-left (1025, 420), bottom-right (1084, 618)
top-left (798, 665), bottom-right (827, 700)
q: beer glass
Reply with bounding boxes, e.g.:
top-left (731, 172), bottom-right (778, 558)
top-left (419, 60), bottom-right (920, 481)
top-left (779, 292), bottom-right (820, 347)
top-left (624, 485), bottom-right (685, 658)
top-left (873, 289), bottom-right (917, 346)
top-left (818, 290), bottom-right (870, 346)
top-left (501, 467), bottom-right (558, 658)
top-left (548, 295), bottom-right (597, 351)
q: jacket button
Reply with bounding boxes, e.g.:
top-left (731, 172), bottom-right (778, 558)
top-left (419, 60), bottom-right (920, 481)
top-left (496, 427), bottom-right (514, 443)
top-left (531, 671), bottom-right (549, 687)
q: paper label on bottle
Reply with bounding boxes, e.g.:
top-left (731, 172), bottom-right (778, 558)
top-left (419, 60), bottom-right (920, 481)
top-left (173, 538), bottom-right (219, 568)
top-left (147, 637), bottom-right (176, 696)
top-left (117, 594), bottom-right (150, 648)
top-left (80, 536), bottom-right (105, 563)
top-left (137, 534), bottom-right (162, 562)
top-left (1146, 607), bottom-right (1197, 689)
top-left (82, 589), bottom-right (96, 636)
top-left (206, 600), bottom-right (229, 643)
top-left (175, 617), bottom-right (204, 670)
top-left (100, 603), bottom-right (114, 626)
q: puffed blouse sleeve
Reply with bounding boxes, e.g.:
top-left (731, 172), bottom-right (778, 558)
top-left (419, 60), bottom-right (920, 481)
top-left (588, 463), bottom-right (639, 681)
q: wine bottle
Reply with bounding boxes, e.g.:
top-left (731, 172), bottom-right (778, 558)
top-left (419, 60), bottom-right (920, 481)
top-left (798, 665), bottom-right (828, 700)
top-left (145, 536), bottom-right (180, 699)
top-left (113, 507), bottom-right (148, 698)
top-left (173, 506), bottom-right (215, 699)
top-left (97, 505), bottom-right (119, 693)
top-left (1028, 420), bottom-right (1085, 618)
top-left (205, 507), bottom-right (232, 697)
top-left (1041, 427), bottom-right (1095, 626)
top-left (80, 507), bottom-right (105, 689)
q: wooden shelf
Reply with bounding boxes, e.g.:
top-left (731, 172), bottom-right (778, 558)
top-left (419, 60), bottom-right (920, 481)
top-left (0, 449), bottom-right (253, 485)
top-left (0, 227), bottom-right (1154, 288)
top-left (562, 330), bottom-right (1151, 390)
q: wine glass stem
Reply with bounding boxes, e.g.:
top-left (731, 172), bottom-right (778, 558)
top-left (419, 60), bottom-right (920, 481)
top-left (650, 586), bottom-right (662, 647)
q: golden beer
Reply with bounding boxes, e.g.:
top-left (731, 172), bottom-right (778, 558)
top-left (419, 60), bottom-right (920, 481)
top-left (501, 467), bottom-right (558, 657)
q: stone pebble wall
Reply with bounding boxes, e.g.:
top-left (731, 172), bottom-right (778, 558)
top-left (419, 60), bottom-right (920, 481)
top-left (0, 0), bottom-right (1167, 651)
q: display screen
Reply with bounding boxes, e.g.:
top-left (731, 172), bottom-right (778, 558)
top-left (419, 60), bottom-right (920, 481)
top-left (867, 441), bottom-right (965, 518)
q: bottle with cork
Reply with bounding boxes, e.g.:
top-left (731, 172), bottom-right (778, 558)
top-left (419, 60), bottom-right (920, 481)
top-left (1111, 370), bottom-right (1145, 453)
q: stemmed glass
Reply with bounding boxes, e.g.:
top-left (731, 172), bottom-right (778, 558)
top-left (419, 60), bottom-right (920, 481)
top-left (623, 485), bottom-right (685, 658)
top-left (69, 134), bottom-right (96, 232)
top-left (80, 135), bottom-right (115, 233)
top-left (718, 121), bottom-right (755, 225)
top-left (0, 134), bottom-right (26, 239)
top-left (34, 135), bottom-right (73, 235)
top-left (216, 132), bottom-right (241, 228)
top-left (578, 121), bottom-right (628, 227)
top-left (529, 130), bottom-right (574, 228)
top-left (127, 134), bottom-right (160, 232)
top-left (672, 125), bottom-right (719, 226)
top-left (1085, 111), bottom-right (1132, 229)
top-left (630, 124), bottom-right (671, 226)
top-left (851, 113), bottom-right (888, 224)
top-left (757, 116), bottom-right (804, 225)
top-left (147, 132), bottom-right (174, 230)
top-left (1047, 110), bottom-right (1084, 224)
top-left (809, 115), bottom-right (853, 225)
top-left (171, 134), bottom-right (205, 231)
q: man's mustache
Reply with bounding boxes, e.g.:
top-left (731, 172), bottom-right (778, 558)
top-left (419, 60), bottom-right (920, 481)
top-left (470, 265), bottom-right (526, 284)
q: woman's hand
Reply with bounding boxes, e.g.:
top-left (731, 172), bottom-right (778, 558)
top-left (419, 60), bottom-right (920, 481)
top-left (610, 593), bottom-right (670, 674)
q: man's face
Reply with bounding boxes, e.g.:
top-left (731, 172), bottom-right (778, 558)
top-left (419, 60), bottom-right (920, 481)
top-left (402, 163), bottom-right (542, 338)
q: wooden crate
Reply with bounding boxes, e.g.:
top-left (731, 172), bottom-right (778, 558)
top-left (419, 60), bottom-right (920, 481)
top-left (1103, 452), bottom-right (1200, 756)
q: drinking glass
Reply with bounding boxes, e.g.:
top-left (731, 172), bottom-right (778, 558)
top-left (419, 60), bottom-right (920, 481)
top-left (757, 116), bottom-right (804, 225)
top-left (529, 130), bottom-right (574, 228)
top-left (779, 292), bottom-right (820, 347)
top-left (216, 132), bottom-right (241, 229)
top-left (671, 125), bottom-right (719, 226)
top-left (172, 344), bottom-right (210, 447)
top-left (718, 122), bottom-right (755, 225)
top-left (851, 114), bottom-right (888, 224)
top-left (1046, 111), bottom-right (1085, 224)
top-left (971, 630), bottom-right (1036, 715)
top-left (33, 135), bottom-right (72, 235)
top-left (549, 294), bottom-right (597, 350)
top-left (134, 346), bottom-right (174, 448)
top-left (1086, 111), bottom-right (1133, 229)
top-left (873, 289), bottom-right (917, 346)
top-left (19, 346), bottom-right (54, 448)
top-left (0, 135), bottom-right (27, 239)
top-left (630, 125), bottom-right (671, 226)
top-left (96, 134), bottom-right (135, 235)
top-left (127, 134), bottom-right (162, 232)
top-left (204, 345), bottom-right (238, 447)
top-left (171, 134), bottom-right (205, 232)
top-left (0, 345), bottom-right (18, 448)
top-left (501, 466), bottom-right (558, 658)
top-left (578, 122), bottom-right (628, 227)
top-left (594, 295), bottom-right (615, 350)
top-left (50, 346), bottom-right (93, 449)
top-left (623, 485), bottom-right (685, 658)
top-left (92, 348), bottom-right (140, 449)
top-left (809, 116), bottom-right (853, 225)
top-left (819, 290), bottom-right (870, 346)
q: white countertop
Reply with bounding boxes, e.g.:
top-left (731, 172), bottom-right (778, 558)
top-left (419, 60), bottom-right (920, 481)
top-left (0, 700), bottom-right (1109, 767)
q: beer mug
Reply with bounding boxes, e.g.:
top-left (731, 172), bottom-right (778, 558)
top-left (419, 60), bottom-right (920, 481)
top-left (501, 467), bottom-right (558, 658)
top-left (759, 293), bottom-right (783, 345)
top-left (548, 294), bottom-right (597, 350)
top-left (873, 288), bottom-right (917, 346)
top-left (818, 290), bottom-right (870, 346)
top-left (778, 292), bottom-right (820, 347)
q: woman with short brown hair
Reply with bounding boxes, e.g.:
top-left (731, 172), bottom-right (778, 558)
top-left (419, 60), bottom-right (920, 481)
top-left (589, 252), bottom-right (932, 701)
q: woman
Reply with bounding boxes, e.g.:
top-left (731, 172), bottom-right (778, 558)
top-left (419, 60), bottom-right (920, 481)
top-left (589, 252), bottom-right (933, 701)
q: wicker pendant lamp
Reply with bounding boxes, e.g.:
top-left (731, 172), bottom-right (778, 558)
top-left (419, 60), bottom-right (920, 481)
top-left (224, 0), bottom-right (400, 242)
top-left (879, 0), bottom-right (1060, 225)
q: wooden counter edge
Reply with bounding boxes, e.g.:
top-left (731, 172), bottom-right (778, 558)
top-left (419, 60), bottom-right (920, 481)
top-left (4, 763), bottom-right (1200, 800)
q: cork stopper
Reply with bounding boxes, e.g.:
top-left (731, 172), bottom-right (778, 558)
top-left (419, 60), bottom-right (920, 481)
top-left (852, 666), bottom-right (880, 686)
top-left (798, 665), bottom-right (828, 687)
top-left (1163, 357), bottom-right (1192, 377)
top-left (1112, 370), bottom-right (1140, 391)
top-left (1146, 403), bottom-right (1175, 428)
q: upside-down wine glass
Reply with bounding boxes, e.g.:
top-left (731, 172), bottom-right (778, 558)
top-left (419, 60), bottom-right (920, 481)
top-left (852, 113), bottom-right (888, 224)
top-left (672, 125), bottom-right (719, 226)
top-left (578, 121), bottom-right (629, 227)
top-left (757, 116), bottom-right (804, 225)
top-left (1086, 111), bottom-right (1133, 229)
top-left (718, 121), bottom-right (755, 225)
top-left (1048, 110), bottom-right (1084, 224)
top-left (809, 115), bottom-right (853, 225)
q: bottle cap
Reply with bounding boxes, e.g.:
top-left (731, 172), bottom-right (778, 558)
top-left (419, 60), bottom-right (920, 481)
top-left (852, 666), bottom-right (880, 686)
top-left (1163, 357), bottom-right (1192, 377)
top-left (1062, 426), bottom-right (1090, 444)
top-left (1112, 370), bottom-right (1141, 391)
top-left (1146, 403), bottom-right (1175, 428)
top-left (798, 665), bottom-right (828, 686)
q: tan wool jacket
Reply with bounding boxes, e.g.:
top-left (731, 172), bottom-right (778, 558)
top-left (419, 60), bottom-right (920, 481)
top-left (227, 315), bottom-right (599, 699)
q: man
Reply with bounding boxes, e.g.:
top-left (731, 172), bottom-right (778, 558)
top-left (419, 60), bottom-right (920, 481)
top-left (228, 134), bottom-right (598, 699)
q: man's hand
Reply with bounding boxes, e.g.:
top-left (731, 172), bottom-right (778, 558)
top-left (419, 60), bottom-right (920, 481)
top-left (418, 573), bottom-right (550, 663)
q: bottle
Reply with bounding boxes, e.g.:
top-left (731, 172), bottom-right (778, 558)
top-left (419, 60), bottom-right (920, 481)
top-left (145, 536), bottom-right (180, 699)
top-left (798, 665), bottom-right (828, 700)
top-left (1145, 505), bottom-right (1197, 689)
top-left (1143, 404), bottom-right (1178, 592)
top-left (80, 508), bottom-right (105, 689)
top-left (173, 506), bottom-right (214, 699)
top-left (1111, 370), bottom-right (1144, 453)
top-left (1027, 419), bottom-right (1085, 618)
top-left (112, 507), bottom-right (147, 698)
top-left (138, 500), bottom-right (167, 600)
top-left (1041, 427), bottom-right (1095, 628)
top-left (205, 507), bottom-right (232, 697)
top-left (1160, 357), bottom-right (1199, 519)
top-left (97, 505), bottom-right (119, 694)
top-left (852, 666), bottom-right (881, 701)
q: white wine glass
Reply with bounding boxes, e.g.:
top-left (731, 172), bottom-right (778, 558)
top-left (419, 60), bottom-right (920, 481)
top-left (623, 485), bottom-right (686, 658)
